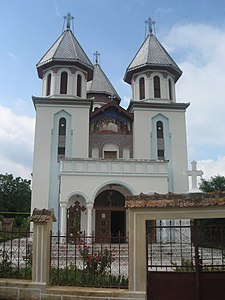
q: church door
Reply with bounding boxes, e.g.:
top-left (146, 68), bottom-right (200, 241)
top-left (94, 190), bottom-right (126, 243)
top-left (95, 210), bottom-right (111, 243)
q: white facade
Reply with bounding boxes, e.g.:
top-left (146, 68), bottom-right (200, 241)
top-left (31, 18), bottom-right (190, 237)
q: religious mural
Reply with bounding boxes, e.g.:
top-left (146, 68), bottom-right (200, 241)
top-left (90, 110), bottom-right (131, 134)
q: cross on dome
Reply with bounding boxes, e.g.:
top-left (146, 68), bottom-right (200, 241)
top-left (64, 12), bottom-right (74, 30)
top-left (94, 51), bottom-right (100, 64)
top-left (145, 17), bottom-right (155, 35)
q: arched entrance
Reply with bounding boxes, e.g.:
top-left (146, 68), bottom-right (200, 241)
top-left (94, 189), bottom-right (126, 242)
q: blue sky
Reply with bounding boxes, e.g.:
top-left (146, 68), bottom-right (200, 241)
top-left (0, 0), bottom-right (225, 180)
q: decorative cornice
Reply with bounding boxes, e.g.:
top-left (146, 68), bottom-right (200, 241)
top-left (127, 101), bottom-right (190, 112)
top-left (32, 96), bottom-right (92, 109)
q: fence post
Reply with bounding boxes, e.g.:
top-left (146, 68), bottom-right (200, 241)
top-left (30, 208), bottom-right (56, 285)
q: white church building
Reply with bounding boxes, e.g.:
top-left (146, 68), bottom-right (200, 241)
top-left (31, 14), bottom-right (190, 239)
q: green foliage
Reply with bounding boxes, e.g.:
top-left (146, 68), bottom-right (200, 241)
top-left (199, 175), bottom-right (225, 192)
top-left (194, 175), bottom-right (225, 230)
top-left (172, 258), bottom-right (195, 272)
top-left (13, 215), bottom-right (24, 227)
top-left (0, 173), bottom-right (31, 213)
top-left (78, 243), bottom-right (114, 275)
top-left (50, 263), bottom-right (128, 287)
top-left (50, 243), bottom-right (128, 287)
top-left (0, 248), bottom-right (32, 279)
top-left (0, 249), bottom-right (13, 275)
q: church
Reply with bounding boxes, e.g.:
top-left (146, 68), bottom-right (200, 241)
top-left (31, 14), bottom-right (190, 238)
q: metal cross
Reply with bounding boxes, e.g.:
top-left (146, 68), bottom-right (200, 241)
top-left (108, 94), bottom-right (116, 101)
top-left (145, 17), bottom-right (155, 35)
top-left (74, 200), bottom-right (86, 212)
top-left (64, 12), bottom-right (74, 30)
top-left (94, 51), bottom-right (100, 64)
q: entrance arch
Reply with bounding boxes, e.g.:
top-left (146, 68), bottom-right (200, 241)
top-left (94, 189), bottom-right (126, 242)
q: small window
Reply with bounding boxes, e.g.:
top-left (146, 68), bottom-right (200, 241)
top-left (157, 121), bottom-right (163, 138)
top-left (139, 77), bottom-right (145, 100)
top-left (46, 73), bottom-right (51, 96)
top-left (154, 76), bottom-right (161, 98)
top-left (60, 72), bottom-right (68, 94)
top-left (58, 117), bottom-right (66, 159)
top-left (104, 151), bottom-right (117, 159)
top-left (77, 74), bottom-right (82, 97)
top-left (168, 78), bottom-right (172, 100)
top-left (156, 121), bottom-right (164, 159)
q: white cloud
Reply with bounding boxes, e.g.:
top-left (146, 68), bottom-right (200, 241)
top-left (0, 105), bottom-right (34, 179)
top-left (198, 156), bottom-right (225, 179)
top-left (164, 23), bottom-right (225, 160)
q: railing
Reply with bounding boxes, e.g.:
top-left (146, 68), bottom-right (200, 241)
top-left (60, 157), bottom-right (168, 177)
top-left (50, 232), bottom-right (129, 288)
top-left (0, 229), bottom-right (32, 279)
top-left (146, 220), bottom-right (225, 272)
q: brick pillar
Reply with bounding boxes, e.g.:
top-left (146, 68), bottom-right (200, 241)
top-left (30, 208), bottom-right (56, 285)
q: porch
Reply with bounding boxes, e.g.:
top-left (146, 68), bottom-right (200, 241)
top-left (59, 158), bottom-right (169, 237)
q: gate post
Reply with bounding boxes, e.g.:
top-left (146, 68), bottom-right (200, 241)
top-left (30, 208), bottom-right (56, 285)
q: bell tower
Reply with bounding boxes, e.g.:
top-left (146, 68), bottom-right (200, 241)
top-left (36, 13), bottom-right (93, 99)
top-left (124, 18), bottom-right (182, 104)
top-left (31, 14), bottom-right (94, 230)
top-left (125, 18), bottom-right (189, 193)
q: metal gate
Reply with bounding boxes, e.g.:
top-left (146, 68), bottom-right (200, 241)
top-left (147, 220), bottom-right (225, 300)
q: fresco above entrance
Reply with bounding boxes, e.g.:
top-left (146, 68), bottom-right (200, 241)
top-left (90, 110), bottom-right (131, 134)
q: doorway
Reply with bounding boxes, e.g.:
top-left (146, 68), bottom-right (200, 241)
top-left (94, 189), bottom-right (126, 242)
top-left (111, 211), bottom-right (125, 236)
top-left (95, 209), bottom-right (125, 243)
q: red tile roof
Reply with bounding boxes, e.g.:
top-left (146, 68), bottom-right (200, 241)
top-left (125, 192), bottom-right (225, 208)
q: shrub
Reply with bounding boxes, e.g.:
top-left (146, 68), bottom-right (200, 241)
top-left (78, 242), bottom-right (114, 275)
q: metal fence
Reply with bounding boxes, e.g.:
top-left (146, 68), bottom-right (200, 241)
top-left (147, 220), bottom-right (225, 272)
top-left (0, 230), bottom-right (32, 279)
top-left (50, 232), bottom-right (129, 288)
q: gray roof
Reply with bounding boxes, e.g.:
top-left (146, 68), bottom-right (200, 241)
top-left (37, 29), bottom-right (93, 80)
top-left (124, 33), bottom-right (182, 83)
top-left (87, 63), bottom-right (121, 101)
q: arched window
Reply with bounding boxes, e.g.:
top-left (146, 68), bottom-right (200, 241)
top-left (168, 78), bottom-right (172, 100)
top-left (60, 72), bottom-right (68, 94)
top-left (77, 74), bottom-right (82, 97)
top-left (154, 76), bottom-right (161, 98)
top-left (156, 121), bottom-right (164, 159)
top-left (46, 73), bottom-right (51, 96)
top-left (139, 77), bottom-right (145, 100)
top-left (58, 117), bottom-right (66, 159)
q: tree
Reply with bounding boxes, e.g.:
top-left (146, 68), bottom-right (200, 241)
top-left (0, 174), bottom-right (31, 213)
top-left (196, 174), bottom-right (225, 247)
top-left (199, 175), bottom-right (225, 192)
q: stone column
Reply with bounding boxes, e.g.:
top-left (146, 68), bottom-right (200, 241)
top-left (60, 201), bottom-right (67, 235)
top-left (30, 208), bottom-right (56, 285)
top-left (86, 202), bottom-right (93, 236)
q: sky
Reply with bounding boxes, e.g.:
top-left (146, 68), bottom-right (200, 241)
top-left (0, 0), bottom-right (225, 182)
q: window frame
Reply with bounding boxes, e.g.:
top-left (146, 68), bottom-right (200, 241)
top-left (154, 75), bottom-right (161, 98)
top-left (60, 71), bottom-right (68, 94)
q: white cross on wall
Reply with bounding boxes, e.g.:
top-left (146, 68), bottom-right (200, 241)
top-left (185, 160), bottom-right (204, 192)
